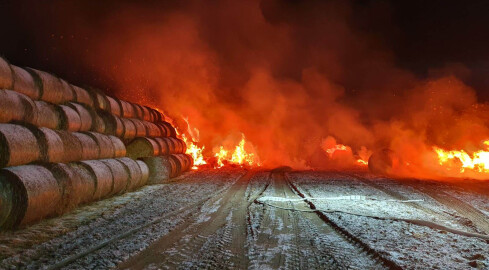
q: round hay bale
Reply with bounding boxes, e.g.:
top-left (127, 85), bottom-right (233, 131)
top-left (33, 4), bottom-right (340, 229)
top-left (0, 165), bottom-right (62, 228)
top-left (126, 137), bottom-right (159, 159)
top-left (77, 160), bottom-right (114, 200)
top-left (98, 110), bottom-right (124, 137)
top-left (85, 132), bottom-right (115, 159)
top-left (121, 118), bottom-right (136, 140)
top-left (0, 90), bottom-right (38, 124)
top-left (24, 125), bottom-right (64, 163)
top-left (67, 103), bottom-right (93, 131)
top-left (142, 121), bottom-right (161, 137)
top-left (86, 88), bottom-right (109, 111)
top-left (140, 157), bottom-right (174, 184)
top-left (0, 124), bottom-right (40, 168)
top-left (115, 157), bottom-right (143, 191)
top-left (368, 148), bottom-right (400, 176)
top-left (143, 106), bottom-right (154, 122)
top-left (159, 121), bottom-right (177, 137)
top-left (11, 65), bottom-right (41, 100)
top-left (72, 85), bottom-right (94, 107)
top-left (106, 96), bottom-right (122, 117)
top-left (169, 137), bottom-right (185, 154)
top-left (132, 103), bottom-right (144, 120)
top-left (42, 163), bottom-right (88, 212)
top-left (108, 135), bottom-right (126, 158)
top-left (154, 110), bottom-right (164, 122)
top-left (154, 123), bottom-right (168, 137)
top-left (33, 101), bottom-right (60, 129)
top-left (100, 159), bottom-right (129, 195)
top-left (92, 114), bottom-right (106, 134)
top-left (154, 137), bottom-right (170, 155)
top-left (0, 57), bottom-right (13, 89)
top-left (68, 163), bottom-right (96, 204)
top-left (172, 154), bottom-right (189, 172)
top-left (167, 156), bottom-right (179, 178)
top-left (118, 100), bottom-right (135, 118)
top-left (59, 79), bottom-right (76, 102)
top-left (28, 68), bottom-right (74, 104)
top-left (136, 160), bottom-right (149, 186)
top-left (71, 132), bottom-right (100, 160)
top-left (130, 119), bottom-right (147, 137)
top-left (56, 130), bottom-right (83, 162)
top-left (56, 105), bottom-right (82, 131)
top-left (0, 174), bottom-right (14, 229)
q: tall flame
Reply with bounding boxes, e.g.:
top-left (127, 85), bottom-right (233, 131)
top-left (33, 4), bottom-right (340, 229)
top-left (434, 140), bottom-right (489, 173)
top-left (214, 134), bottom-right (261, 168)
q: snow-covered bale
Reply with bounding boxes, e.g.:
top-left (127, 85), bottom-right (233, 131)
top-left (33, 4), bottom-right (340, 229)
top-left (11, 65), bottom-right (41, 100)
top-left (0, 56), bottom-right (13, 89)
top-left (28, 68), bottom-right (74, 104)
top-left (72, 85), bottom-right (94, 107)
top-left (115, 157), bottom-right (143, 191)
top-left (0, 124), bottom-right (40, 168)
top-left (67, 103), bottom-right (93, 131)
top-left (33, 101), bottom-right (60, 129)
top-left (85, 132), bottom-right (115, 159)
top-left (0, 90), bottom-right (38, 124)
top-left (108, 135), bottom-right (126, 158)
top-left (140, 156), bottom-right (175, 184)
top-left (0, 165), bottom-right (62, 229)
top-left (77, 160), bottom-right (114, 200)
top-left (100, 159), bottom-right (129, 196)
top-left (106, 96), bottom-right (122, 117)
top-left (71, 132), bottom-right (100, 160)
top-left (55, 131), bottom-right (83, 162)
top-left (126, 137), bottom-right (160, 159)
top-left (56, 105), bottom-right (82, 131)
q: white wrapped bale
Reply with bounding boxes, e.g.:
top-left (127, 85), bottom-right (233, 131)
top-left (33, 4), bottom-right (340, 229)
top-left (100, 159), bottom-right (129, 196)
top-left (115, 157), bottom-right (143, 191)
top-left (71, 132), bottom-right (100, 160)
top-left (11, 65), bottom-right (41, 100)
top-left (77, 160), bottom-right (114, 200)
top-left (0, 124), bottom-right (40, 168)
top-left (67, 103), bottom-right (93, 131)
top-left (33, 101), bottom-right (60, 129)
top-left (72, 85), bottom-right (94, 107)
top-left (0, 165), bottom-right (62, 228)
top-left (57, 105), bottom-right (82, 131)
top-left (56, 131), bottom-right (83, 162)
top-left (28, 68), bottom-right (74, 104)
top-left (126, 137), bottom-right (160, 159)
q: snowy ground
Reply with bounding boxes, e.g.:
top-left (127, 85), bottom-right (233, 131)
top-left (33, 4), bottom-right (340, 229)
top-left (1, 169), bottom-right (488, 269)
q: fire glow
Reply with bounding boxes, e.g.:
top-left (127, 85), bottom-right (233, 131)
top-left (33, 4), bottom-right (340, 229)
top-left (434, 141), bottom-right (489, 174)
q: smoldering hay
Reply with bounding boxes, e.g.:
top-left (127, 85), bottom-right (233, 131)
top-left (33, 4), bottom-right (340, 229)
top-left (15, 0), bottom-right (489, 179)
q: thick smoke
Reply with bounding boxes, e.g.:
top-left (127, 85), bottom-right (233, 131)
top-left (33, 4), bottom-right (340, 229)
top-left (12, 0), bottom-right (489, 176)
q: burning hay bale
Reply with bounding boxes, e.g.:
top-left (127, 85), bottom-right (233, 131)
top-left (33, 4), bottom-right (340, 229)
top-left (0, 124), bottom-right (41, 168)
top-left (0, 56), bottom-right (13, 89)
top-left (33, 101), bottom-right (60, 130)
top-left (27, 68), bottom-right (75, 104)
top-left (0, 165), bottom-right (62, 229)
top-left (72, 85), bottom-right (94, 107)
top-left (126, 137), bottom-right (160, 159)
top-left (10, 65), bottom-right (41, 100)
top-left (67, 103), bottom-right (93, 131)
top-left (0, 90), bottom-right (38, 124)
top-left (56, 105), bottom-right (82, 131)
top-left (368, 148), bottom-right (400, 176)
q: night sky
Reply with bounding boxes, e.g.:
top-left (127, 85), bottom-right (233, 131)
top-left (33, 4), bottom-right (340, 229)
top-left (1, 0), bottom-right (489, 100)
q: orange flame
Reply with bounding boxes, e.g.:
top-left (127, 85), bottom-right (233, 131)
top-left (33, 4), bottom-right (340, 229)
top-left (434, 140), bottom-right (489, 174)
top-left (321, 137), bottom-right (370, 168)
top-left (214, 133), bottom-right (261, 168)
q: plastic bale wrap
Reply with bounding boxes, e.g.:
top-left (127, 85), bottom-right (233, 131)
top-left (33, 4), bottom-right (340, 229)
top-left (0, 56), bottom-right (13, 89)
top-left (130, 119), bottom-right (147, 137)
top-left (0, 124), bottom-right (41, 168)
top-left (72, 85), bottom-right (94, 107)
top-left (28, 68), bottom-right (74, 104)
top-left (108, 135), bottom-right (126, 158)
top-left (0, 165), bottom-right (62, 229)
top-left (136, 160), bottom-right (149, 186)
top-left (77, 160), bottom-right (114, 200)
top-left (68, 163), bottom-right (96, 204)
top-left (25, 125), bottom-right (64, 163)
top-left (55, 131), bottom-right (83, 162)
top-left (115, 157), bottom-right (143, 191)
top-left (57, 105), bottom-right (82, 131)
top-left (106, 96), bottom-right (122, 117)
top-left (142, 121), bottom-right (161, 137)
top-left (121, 118), bottom-right (136, 140)
top-left (118, 100), bottom-right (136, 118)
top-left (71, 132), bottom-right (100, 160)
top-left (43, 163), bottom-right (87, 212)
top-left (85, 132), bottom-right (115, 159)
top-left (126, 137), bottom-right (160, 159)
top-left (11, 65), bottom-right (41, 100)
top-left (33, 101), bottom-right (60, 129)
top-left (98, 110), bottom-right (124, 137)
top-left (67, 103), bottom-right (93, 131)
top-left (0, 90), bottom-right (38, 124)
top-left (154, 137), bottom-right (170, 155)
top-left (100, 159), bottom-right (129, 196)
top-left (141, 156), bottom-right (175, 184)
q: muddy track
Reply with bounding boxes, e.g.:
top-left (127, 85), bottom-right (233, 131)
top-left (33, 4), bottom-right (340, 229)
top-left (278, 172), bottom-right (401, 270)
top-left (118, 170), bottom-right (257, 270)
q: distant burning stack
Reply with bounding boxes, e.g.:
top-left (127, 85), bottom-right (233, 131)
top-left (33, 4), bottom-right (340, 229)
top-left (0, 56), bottom-right (192, 229)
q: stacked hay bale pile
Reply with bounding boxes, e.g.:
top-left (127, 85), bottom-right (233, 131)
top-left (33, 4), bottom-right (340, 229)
top-left (0, 56), bottom-right (192, 229)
